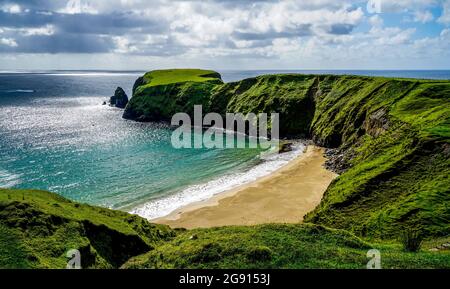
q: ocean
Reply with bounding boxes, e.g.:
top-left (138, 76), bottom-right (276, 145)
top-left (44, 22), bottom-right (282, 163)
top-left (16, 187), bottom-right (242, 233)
top-left (1, 70), bottom-right (449, 219)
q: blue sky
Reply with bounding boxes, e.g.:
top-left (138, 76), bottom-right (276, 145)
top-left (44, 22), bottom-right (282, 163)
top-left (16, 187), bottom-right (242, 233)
top-left (0, 0), bottom-right (449, 70)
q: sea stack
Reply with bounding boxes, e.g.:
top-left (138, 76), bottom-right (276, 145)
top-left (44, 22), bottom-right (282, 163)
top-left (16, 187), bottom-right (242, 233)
top-left (109, 87), bottom-right (129, 108)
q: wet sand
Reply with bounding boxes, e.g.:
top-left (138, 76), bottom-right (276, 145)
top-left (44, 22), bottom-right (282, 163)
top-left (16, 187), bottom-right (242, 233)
top-left (153, 146), bottom-right (337, 229)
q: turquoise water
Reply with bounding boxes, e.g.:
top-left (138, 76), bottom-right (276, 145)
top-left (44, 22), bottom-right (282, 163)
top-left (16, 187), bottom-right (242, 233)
top-left (0, 76), bottom-right (268, 213)
top-left (1, 70), bottom-right (448, 218)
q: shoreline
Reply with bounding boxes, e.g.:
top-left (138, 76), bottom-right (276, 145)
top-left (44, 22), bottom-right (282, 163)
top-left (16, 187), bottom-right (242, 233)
top-left (153, 145), bottom-right (338, 229)
top-left (129, 141), bottom-right (306, 220)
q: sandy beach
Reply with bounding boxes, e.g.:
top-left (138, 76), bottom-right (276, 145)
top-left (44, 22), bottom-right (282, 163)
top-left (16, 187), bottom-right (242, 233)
top-left (154, 146), bottom-right (338, 229)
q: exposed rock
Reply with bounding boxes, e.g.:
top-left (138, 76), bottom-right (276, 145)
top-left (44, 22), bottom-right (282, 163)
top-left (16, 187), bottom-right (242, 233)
top-left (279, 142), bottom-right (293, 153)
top-left (109, 87), bottom-right (129, 109)
top-left (364, 108), bottom-right (390, 138)
top-left (132, 76), bottom-right (144, 96)
top-left (430, 243), bottom-right (450, 252)
top-left (323, 148), bottom-right (354, 175)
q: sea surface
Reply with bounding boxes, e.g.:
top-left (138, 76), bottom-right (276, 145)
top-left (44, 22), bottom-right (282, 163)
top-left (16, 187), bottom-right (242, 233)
top-left (1, 70), bottom-right (449, 218)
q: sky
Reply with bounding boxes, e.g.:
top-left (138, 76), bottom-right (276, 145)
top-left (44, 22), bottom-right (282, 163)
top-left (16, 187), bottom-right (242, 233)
top-left (0, 0), bottom-right (449, 70)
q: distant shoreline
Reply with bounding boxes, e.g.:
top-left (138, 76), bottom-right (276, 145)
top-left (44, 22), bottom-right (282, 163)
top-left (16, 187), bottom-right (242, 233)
top-left (154, 145), bottom-right (338, 229)
top-left (2, 70), bottom-right (450, 81)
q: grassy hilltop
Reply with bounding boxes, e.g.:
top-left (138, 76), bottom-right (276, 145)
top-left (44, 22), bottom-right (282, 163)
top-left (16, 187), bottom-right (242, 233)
top-left (124, 69), bottom-right (223, 121)
top-left (137, 69), bottom-right (222, 88)
top-left (1, 69), bottom-right (449, 269)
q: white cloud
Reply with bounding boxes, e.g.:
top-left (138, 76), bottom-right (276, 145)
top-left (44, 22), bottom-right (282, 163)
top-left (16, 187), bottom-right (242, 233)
top-left (0, 25), bottom-right (55, 37)
top-left (0, 38), bottom-right (18, 47)
top-left (20, 25), bottom-right (56, 36)
top-left (0, 0), bottom-right (449, 69)
top-left (438, 0), bottom-right (450, 24)
top-left (379, 0), bottom-right (438, 13)
top-left (441, 28), bottom-right (450, 38)
top-left (59, 0), bottom-right (98, 14)
top-left (373, 27), bottom-right (416, 45)
top-left (112, 36), bottom-right (138, 53)
top-left (1, 4), bottom-right (22, 14)
top-left (369, 15), bottom-right (384, 27)
top-left (414, 10), bottom-right (434, 23)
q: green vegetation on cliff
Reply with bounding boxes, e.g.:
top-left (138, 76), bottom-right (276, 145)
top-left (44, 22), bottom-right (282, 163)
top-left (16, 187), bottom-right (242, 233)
top-left (305, 77), bottom-right (450, 238)
top-left (0, 189), bottom-right (174, 268)
top-left (209, 75), bottom-right (317, 136)
top-left (124, 69), bottom-right (223, 121)
top-left (125, 70), bottom-right (450, 239)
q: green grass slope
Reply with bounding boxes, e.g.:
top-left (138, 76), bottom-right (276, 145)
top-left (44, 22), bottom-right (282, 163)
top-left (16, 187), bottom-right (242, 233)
top-left (123, 224), bottom-right (450, 269)
top-left (209, 74), bottom-right (317, 136)
top-left (0, 189), bottom-right (175, 269)
top-left (1, 189), bottom-right (449, 269)
top-left (305, 77), bottom-right (450, 238)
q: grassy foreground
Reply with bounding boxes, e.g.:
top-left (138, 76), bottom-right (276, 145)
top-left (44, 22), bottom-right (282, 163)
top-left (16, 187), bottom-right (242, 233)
top-left (0, 189), bottom-right (174, 268)
top-left (123, 224), bottom-right (450, 269)
top-left (1, 189), bottom-right (449, 269)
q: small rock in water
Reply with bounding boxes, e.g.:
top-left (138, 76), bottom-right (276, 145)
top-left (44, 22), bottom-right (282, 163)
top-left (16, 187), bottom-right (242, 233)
top-left (109, 87), bottom-right (129, 108)
top-left (279, 142), bottom-right (293, 153)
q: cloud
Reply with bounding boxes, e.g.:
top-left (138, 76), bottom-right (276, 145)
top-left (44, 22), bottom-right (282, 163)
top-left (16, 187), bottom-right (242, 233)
top-left (58, 0), bottom-right (98, 14)
top-left (1, 3), bottom-right (22, 13)
top-left (369, 15), bottom-right (383, 27)
top-left (0, 0), bottom-right (364, 55)
top-left (0, 37), bottom-right (17, 47)
top-left (0, 0), bottom-right (448, 70)
top-left (378, 0), bottom-right (438, 13)
top-left (413, 10), bottom-right (434, 23)
top-left (1, 24), bottom-right (55, 36)
top-left (0, 33), bottom-right (114, 53)
top-left (438, 0), bottom-right (450, 24)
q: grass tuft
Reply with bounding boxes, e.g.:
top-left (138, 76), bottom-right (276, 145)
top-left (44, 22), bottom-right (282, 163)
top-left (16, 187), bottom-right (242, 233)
top-left (401, 230), bottom-right (423, 253)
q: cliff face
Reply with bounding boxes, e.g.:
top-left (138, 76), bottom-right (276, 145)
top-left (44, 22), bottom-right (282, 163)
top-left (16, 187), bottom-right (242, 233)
top-left (123, 69), bottom-right (223, 121)
top-left (208, 74), bottom-right (317, 137)
top-left (304, 76), bottom-right (450, 238)
top-left (126, 70), bottom-right (450, 238)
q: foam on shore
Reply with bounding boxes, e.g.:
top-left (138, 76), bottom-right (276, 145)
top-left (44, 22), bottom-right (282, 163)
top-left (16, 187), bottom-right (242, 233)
top-left (130, 142), bottom-right (306, 220)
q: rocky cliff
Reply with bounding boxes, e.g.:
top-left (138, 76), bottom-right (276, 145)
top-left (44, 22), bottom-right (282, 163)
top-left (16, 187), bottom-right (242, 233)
top-left (123, 69), bottom-right (222, 121)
